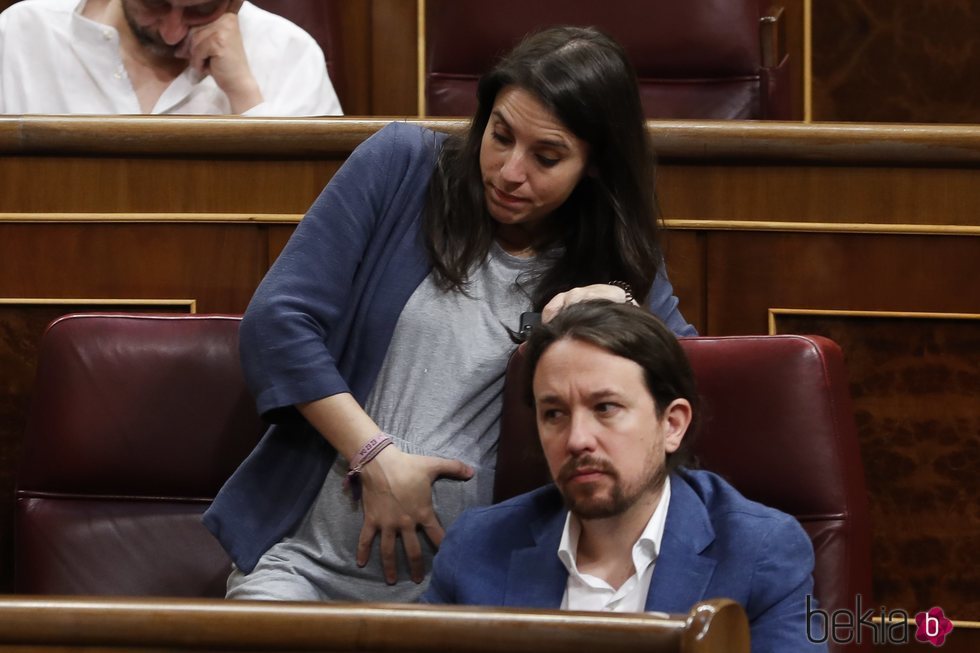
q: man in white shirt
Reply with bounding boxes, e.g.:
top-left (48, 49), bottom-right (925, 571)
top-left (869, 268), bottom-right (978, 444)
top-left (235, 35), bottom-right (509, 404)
top-left (423, 300), bottom-right (824, 653)
top-left (0, 0), bottom-right (343, 115)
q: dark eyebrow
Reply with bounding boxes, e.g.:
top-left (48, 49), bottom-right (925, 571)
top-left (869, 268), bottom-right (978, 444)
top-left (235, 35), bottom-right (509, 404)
top-left (537, 139), bottom-right (570, 151)
top-left (490, 110), bottom-right (571, 151)
top-left (535, 390), bottom-right (621, 405)
top-left (535, 394), bottom-right (563, 406)
top-left (586, 390), bottom-right (622, 402)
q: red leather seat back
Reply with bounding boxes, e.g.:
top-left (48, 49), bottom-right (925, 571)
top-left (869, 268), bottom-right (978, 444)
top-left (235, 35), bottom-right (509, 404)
top-left (248, 0), bottom-right (346, 107)
top-left (497, 334), bottom-right (873, 653)
top-left (426, 0), bottom-right (788, 119)
top-left (15, 314), bottom-right (263, 597)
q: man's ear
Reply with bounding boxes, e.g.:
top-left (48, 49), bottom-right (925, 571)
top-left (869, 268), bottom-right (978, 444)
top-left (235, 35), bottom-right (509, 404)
top-left (661, 398), bottom-right (692, 454)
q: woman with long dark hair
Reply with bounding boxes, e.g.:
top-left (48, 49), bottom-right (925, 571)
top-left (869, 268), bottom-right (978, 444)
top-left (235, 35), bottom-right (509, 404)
top-left (206, 25), bottom-right (695, 601)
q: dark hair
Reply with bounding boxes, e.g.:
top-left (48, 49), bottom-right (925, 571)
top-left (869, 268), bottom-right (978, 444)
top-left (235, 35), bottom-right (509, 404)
top-left (423, 26), bottom-right (662, 310)
top-left (524, 300), bottom-right (699, 473)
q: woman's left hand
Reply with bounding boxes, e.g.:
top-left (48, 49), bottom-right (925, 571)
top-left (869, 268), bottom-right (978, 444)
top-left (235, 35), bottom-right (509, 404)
top-left (541, 284), bottom-right (633, 323)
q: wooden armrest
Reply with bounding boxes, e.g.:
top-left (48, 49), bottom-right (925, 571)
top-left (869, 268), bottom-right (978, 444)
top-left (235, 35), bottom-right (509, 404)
top-left (0, 596), bottom-right (748, 653)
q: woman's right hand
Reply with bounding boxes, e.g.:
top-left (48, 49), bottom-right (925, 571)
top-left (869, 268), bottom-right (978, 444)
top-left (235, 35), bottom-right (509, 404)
top-left (356, 446), bottom-right (474, 584)
top-left (541, 283), bottom-right (633, 323)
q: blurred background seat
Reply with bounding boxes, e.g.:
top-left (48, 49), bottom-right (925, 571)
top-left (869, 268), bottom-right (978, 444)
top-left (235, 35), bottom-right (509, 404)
top-left (425, 0), bottom-right (790, 119)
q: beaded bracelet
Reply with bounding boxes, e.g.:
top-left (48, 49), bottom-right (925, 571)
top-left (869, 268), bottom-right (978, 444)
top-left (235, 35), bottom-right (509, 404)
top-left (344, 432), bottom-right (394, 501)
top-left (607, 280), bottom-right (634, 304)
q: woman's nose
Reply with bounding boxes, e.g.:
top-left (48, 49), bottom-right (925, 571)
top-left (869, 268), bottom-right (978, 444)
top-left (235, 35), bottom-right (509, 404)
top-left (499, 151), bottom-right (527, 184)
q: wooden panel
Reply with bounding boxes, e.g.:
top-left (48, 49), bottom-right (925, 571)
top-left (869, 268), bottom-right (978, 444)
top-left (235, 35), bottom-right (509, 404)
top-left (812, 0), bottom-right (980, 123)
top-left (332, 0), bottom-right (374, 115)
top-left (769, 0), bottom-right (806, 121)
top-left (0, 223), bottom-right (263, 310)
top-left (267, 224), bottom-right (298, 268)
top-left (772, 312), bottom-right (979, 626)
top-left (0, 157), bottom-right (335, 214)
top-left (704, 232), bottom-right (980, 335)
top-left (660, 229), bottom-right (706, 335)
top-left (371, 0), bottom-right (421, 116)
top-left (659, 164), bottom-right (980, 226)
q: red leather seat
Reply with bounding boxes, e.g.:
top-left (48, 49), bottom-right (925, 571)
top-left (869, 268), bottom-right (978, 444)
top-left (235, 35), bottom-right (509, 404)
top-left (15, 314), bottom-right (263, 597)
top-left (248, 0), bottom-right (347, 107)
top-left (16, 314), bottom-right (870, 653)
top-left (425, 0), bottom-right (790, 120)
top-left (496, 335), bottom-right (873, 653)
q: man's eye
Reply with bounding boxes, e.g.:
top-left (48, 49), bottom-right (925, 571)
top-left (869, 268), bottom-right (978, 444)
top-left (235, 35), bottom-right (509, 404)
top-left (540, 409), bottom-right (563, 422)
top-left (536, 154), bottom-right (560, 168)
top-left (491, 131), bottom-right (512, 144)
top-left (595, 402), bottom-right (619, 415)
top-left (187, 1), bottom-right (224, 18)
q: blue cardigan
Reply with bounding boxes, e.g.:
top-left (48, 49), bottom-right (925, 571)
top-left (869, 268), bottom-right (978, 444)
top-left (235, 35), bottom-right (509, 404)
top-left (423, 470), bottom-right (826, 653)
top-left (203, 122), bottom-right (696, 573)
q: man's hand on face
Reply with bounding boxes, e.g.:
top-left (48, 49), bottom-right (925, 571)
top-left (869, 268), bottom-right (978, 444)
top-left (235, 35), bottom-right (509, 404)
top-left (177, 2), bottom-right (262, 114)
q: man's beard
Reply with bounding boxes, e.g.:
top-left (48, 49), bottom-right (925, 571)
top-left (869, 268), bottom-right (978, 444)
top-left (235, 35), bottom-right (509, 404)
top-left (122, 4), bottom-right (182, 59)
top-left (556, 454), bottom-right (665, 520)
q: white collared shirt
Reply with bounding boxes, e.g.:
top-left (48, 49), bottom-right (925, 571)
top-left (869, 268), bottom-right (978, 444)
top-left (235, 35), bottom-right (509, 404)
top-left (0, 0), bottom-right (342, 116)
top-left (558, 477), bottom-right (671, 612)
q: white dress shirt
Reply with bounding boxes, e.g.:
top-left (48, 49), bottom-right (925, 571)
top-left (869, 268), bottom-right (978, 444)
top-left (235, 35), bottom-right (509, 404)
top-left (0, 0), bottom-right (343, 116)
top-left (558, 476), bottom-right (671, 612)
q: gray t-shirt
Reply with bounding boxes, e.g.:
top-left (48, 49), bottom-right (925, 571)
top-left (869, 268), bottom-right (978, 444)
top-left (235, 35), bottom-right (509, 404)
top-left (228, 242), bottom-right (539, 601)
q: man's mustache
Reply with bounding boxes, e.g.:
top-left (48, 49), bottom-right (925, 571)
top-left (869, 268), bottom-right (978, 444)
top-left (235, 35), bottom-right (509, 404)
top-left (557, 455), bottom-right (617, 484)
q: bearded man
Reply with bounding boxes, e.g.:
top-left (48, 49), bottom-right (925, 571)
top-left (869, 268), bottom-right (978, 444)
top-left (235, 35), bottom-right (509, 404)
top-left (0, 0), bottom-right (341, 115)
top-left (423, 301), bottom-right (825, 653)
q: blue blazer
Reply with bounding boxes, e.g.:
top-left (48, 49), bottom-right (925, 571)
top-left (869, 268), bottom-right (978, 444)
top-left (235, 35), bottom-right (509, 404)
top-left (423, 470), bottom-right (826, 653)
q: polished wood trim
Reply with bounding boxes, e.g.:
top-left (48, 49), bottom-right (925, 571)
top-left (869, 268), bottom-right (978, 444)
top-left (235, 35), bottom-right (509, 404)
top-left (0, 596), bottom-right (748, 653)
top-left (803, 0), bottom-right (812, 122)
top-left (768, 308), bottom-right (980, 335)
top-left (9, 116), bottom-right (980, 163)
top-left (4, 214), bottom-right (978, 234)
top-left (0, 298), bottom-right (196, 312)
top-left (665, 219), bottom-right (980, 236)
top-left (873, 617), bottom-right (980, 629)
top-left (417, 0), bottom-right (427, 116)
top-left (647, 120), bottom-right (980, 163)
top-left (0, 117), bottom-right (466, 155)
top-left (0, 212), bottom-right (304, 224)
